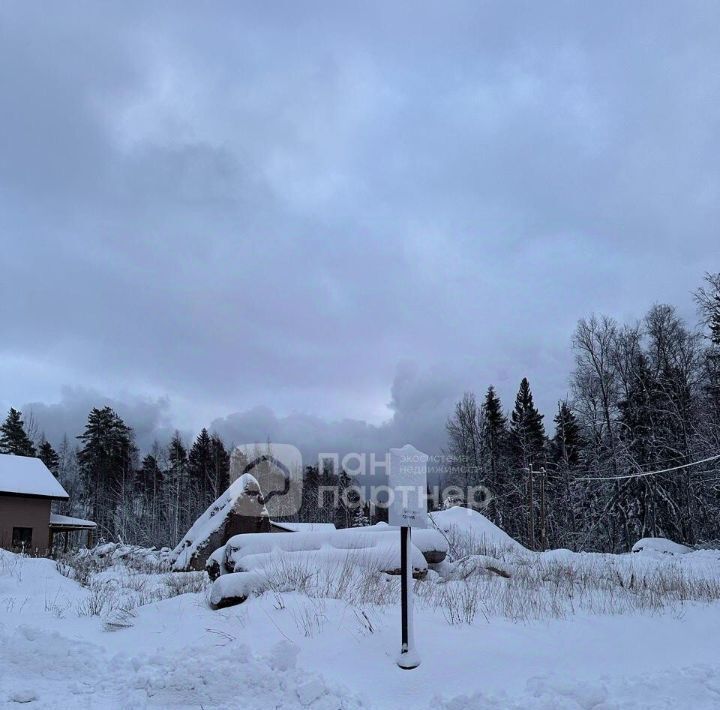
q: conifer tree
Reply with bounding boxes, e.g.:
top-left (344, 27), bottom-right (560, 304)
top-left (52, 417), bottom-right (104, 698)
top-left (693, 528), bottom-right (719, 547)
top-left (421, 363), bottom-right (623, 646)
top-left (209, 433), bottom-right (230, 499)
top-left (38, 437), bottom-right (60, 475)
top-left (0, 408), bottom-right (37, 456)
top-left (551, 402), bottom-right (583, 468)
top-left (167, 432), bottom-right (188, 541)
top-left (188, 428), bottom-right (213, 506)
top-left (77, 406), bottom-right (135, 536)
top-left (481, 386), bottom-right (509, 522)
top-left (509, 378), bottom-right (545, 467)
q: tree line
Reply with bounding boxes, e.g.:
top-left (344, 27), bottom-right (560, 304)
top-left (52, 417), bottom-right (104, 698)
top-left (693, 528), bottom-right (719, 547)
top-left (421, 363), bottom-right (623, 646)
top-left (0, 407), bottom-right (376, 547)
top-left (0, 406), bottom-right (233, 547)
top-left (3, 272), bottom-right (719, 552)
top-left (445, 273), bottom-right (720, 552)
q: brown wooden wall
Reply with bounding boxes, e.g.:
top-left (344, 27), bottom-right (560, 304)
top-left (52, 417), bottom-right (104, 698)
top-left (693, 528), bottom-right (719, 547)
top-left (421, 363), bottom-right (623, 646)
top-left (0, 495), bottom-right (51, 554)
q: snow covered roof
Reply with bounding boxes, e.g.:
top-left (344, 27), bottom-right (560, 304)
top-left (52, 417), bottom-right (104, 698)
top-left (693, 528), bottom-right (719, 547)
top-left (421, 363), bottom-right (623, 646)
top-left (49, 513), bottom-right (96, 529)
top-left (270, 522), bottom-right (337, 533)
top-left (0, 454), bottom-right (69, 499)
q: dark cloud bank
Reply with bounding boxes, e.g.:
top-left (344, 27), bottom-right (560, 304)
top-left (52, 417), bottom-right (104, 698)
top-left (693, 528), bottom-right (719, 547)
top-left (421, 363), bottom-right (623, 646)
top-left (2, 2), bottom-right (718, 461)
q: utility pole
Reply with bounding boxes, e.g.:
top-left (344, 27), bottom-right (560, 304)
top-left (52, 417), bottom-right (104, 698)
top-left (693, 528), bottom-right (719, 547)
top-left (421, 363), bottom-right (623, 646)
top-left (526, 464), bottom-right (535, 550)
top-left (539, 466), bottom-right (546, 551)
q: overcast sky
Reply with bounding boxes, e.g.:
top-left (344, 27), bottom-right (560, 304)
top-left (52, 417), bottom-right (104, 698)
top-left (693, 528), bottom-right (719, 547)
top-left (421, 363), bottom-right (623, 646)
top-left (1, 2), bottom-right (718, 459)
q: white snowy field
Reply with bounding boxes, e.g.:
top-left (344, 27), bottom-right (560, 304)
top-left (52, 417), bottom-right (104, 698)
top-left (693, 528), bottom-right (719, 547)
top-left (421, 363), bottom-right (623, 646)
top-left (3, 517), bottom-right (720, 708)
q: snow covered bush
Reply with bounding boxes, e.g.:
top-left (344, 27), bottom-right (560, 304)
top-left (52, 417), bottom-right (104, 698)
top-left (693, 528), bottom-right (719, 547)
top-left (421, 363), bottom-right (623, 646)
top-left (56, 544), bottom-right (209, 621)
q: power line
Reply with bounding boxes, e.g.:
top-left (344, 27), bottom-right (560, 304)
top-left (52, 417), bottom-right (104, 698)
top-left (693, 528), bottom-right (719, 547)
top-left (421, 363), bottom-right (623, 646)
top-left (575, 454), bottom-right (720, 482)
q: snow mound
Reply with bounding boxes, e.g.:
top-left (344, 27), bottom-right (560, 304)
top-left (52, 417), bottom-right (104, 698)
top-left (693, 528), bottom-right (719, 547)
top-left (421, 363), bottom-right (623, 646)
top-left (430, 506), bottom-right (526, 556)
top-left (631, 537), bottom-right (693, 555)
top-left (171, 473), bottom-right (268, 571)
top-left (362, 523), bottom-right (449, 562)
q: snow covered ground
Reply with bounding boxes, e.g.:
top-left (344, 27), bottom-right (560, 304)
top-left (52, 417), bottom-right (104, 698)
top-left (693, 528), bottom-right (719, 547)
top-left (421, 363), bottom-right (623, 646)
top-left (3, 514), bottom-right (720, 708)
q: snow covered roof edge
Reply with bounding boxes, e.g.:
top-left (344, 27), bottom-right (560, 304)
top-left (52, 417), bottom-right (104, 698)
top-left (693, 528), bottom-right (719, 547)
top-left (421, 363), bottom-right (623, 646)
top-left (0, 454), bottom-right (69, 499)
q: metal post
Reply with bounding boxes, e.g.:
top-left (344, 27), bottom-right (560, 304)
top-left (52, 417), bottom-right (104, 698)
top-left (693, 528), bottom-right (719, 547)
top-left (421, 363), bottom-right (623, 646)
top-left (540, 467), bottom-right (546, 551)
top-left (397, 525), bottom-right (420, 669)
top-left (527, 464), bottom-right (535, 550)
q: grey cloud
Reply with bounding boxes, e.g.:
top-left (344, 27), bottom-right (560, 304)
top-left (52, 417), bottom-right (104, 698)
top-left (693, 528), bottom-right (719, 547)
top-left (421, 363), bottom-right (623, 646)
top-left (23, 387), bottom-right (177, 454)
top-left (1, 2), bottom-right (718, 450)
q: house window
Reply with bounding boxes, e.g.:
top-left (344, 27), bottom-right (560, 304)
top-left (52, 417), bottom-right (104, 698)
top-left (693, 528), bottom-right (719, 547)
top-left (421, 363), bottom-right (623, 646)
top-left (12, 527), bottom-right (32, 550)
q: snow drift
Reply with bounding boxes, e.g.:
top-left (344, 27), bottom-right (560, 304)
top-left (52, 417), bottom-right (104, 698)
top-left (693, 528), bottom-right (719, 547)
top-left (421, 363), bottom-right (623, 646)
top-left (632, 537), bottom-right (694, 555)
top-left (429, 506), bottom-right (527, 557)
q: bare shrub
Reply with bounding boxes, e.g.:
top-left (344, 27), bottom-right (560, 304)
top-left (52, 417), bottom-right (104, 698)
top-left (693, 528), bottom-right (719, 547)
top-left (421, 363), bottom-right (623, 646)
top-left (418, 552), bottom-right (720, 623)
top-left (165, 572), bottom-right (209, 597)
top-left (76, 581), bottom-right (120, 617)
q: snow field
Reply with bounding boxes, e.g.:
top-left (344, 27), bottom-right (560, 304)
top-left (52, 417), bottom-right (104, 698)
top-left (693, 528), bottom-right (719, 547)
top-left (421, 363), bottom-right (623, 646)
top-left (4, 509), bottom-right (720, 707)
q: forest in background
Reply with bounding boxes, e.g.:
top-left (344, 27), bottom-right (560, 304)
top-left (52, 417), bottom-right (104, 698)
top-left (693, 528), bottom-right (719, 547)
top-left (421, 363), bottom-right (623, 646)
top-left (2, 273), bottom-right (719, 553)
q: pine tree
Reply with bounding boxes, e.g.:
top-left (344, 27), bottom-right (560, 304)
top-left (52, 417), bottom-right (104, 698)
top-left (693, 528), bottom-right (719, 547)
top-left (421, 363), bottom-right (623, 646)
top-left (77, 406), bottom-right (135, 537)
top-left (0, 408), bottom-right (37, 456)
top-left (38, 437), bottom-right (60, 475)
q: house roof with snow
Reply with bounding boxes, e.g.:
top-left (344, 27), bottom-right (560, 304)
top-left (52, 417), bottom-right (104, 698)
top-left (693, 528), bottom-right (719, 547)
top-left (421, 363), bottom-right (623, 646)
top-left (0, 454), bottom-right (69, 500)
top-left (270, 521), bottom-right (337, 533)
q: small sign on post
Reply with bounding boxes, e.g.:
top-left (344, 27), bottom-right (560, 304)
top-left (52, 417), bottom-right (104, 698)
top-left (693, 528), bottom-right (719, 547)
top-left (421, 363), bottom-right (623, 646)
top-left (388, 444), bottom-right (428, 670)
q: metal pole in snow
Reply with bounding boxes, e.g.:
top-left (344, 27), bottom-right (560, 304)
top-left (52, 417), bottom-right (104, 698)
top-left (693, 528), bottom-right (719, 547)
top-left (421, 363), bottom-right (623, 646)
top-left (397, 525), bottom-right (420, 669)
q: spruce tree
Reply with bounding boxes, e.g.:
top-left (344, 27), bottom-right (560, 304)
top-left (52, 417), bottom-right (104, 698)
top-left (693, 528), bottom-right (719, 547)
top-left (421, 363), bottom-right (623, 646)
top-left (551, 402), bottom-right (583, 467)
top-left (209, 434), bottom-right (230, 499)
top-left (301, 464), bottom-right (321, 522)
top-left (38, 437), bottom-right (60, 475)
top-left (509, 378), bottom-right (546, 467)
top-left (188, 428), bottom-right (213, 506)
top-left (481, 386), bottom-right (509, 523)
top-left (138, 454), bottom-right (164, 498)
top-left (167, 432), bottom-right (188, 540)
top-left (0, 408), bottom-right (37, 456)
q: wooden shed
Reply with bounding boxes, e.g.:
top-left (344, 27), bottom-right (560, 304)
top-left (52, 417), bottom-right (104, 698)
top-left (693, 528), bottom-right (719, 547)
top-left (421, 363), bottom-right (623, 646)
top-left (0, 453), bottom-right (95, 554)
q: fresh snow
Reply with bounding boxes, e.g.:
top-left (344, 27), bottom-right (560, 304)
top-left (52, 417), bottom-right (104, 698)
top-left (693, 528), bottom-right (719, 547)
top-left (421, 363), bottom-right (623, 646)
top-left (0, 454), bottom-right (69, 499)
top-left (224, 528), bottom-right (431, 574)
top-left (271, 522), bottom-right (337, 533)
top-left (4, 509), bottom-right (720, 708)
top-left (632, 537), bottom-right (694, 555)
top-left (430, 505), bottom-right (527, 555)
top-left (49, 514), bottom-right (96, 528)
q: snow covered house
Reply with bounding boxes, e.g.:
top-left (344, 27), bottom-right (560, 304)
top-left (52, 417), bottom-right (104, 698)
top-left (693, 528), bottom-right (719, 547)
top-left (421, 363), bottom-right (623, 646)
top-left (0, 453), bottom-right (96, 554)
